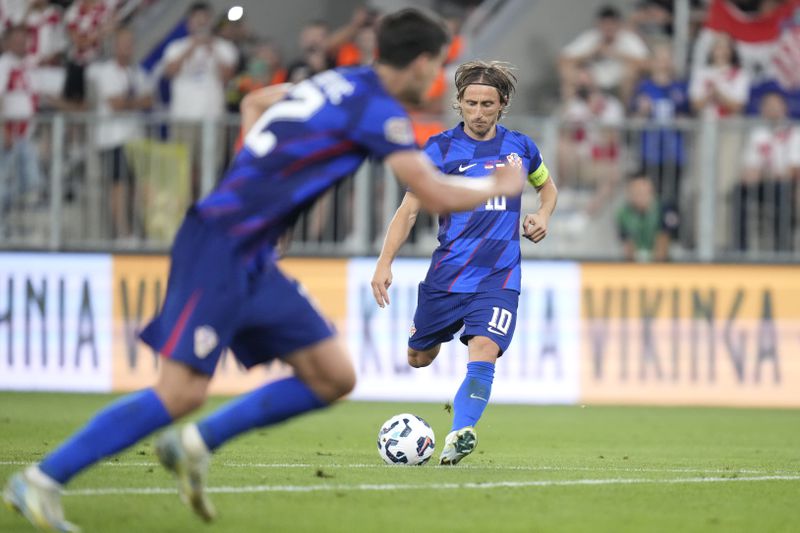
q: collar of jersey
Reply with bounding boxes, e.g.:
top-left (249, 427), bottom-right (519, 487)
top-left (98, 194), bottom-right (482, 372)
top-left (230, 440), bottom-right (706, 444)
top-left (454, 122), bottom-right (506, 143)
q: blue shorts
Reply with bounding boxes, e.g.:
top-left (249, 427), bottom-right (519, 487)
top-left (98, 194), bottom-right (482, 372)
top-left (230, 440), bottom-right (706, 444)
top-left (408, 283), bottom-right (519, 355)
top-left (139, 211), bottom-right (335, 375)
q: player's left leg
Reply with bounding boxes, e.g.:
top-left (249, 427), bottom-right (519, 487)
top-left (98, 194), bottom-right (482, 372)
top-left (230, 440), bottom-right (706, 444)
top-left (440, 290), bottom-right (518, 465)
top-left (187, 336), bottom-right (354, 457)
top-left (439, 337), bottom-right (499, 466)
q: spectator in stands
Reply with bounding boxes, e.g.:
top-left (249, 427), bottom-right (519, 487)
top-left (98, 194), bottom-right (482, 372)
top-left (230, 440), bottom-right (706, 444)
top-left (226, 38), bottom-right (286, 112)
top-left (87, 26), bottom-right (153, 240)
top-left (631, 42), bottom-right (690, 204)
top-left (733, 90), bottom-right (800, 251)
top-left (560, 5), bottom-right (649, 104)
top-left (23, 0), bottom-right (67, 66)
top-left (0, 25), bottom-right (42, 215)
top-left (629, 0), bottom-right (673, 43)
top-left (617, 173), bottom-right (680, 262)
top-left (747, 79), bottom-right (800, 119)
top-left (63, 0), bottom-right (119, 109)
top-left (691, 31), bottom-right (751, 210)
top-left (215, 15), bottom-right (251, 74)
top-left (326, 6), bottom-right (378, 67)
top-left (286, 20), bottom-right (334, 83)
top-left (558, 64), bottom-right (624, 219)
top-left (163, 1), bottom-right (238, 198)
top-left (689, 32), bottom-right (750, 118)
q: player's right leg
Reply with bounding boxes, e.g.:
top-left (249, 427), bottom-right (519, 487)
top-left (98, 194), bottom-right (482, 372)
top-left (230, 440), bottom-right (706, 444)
top-left (3, 359), bottom-right (210, 532)
top-left (407, 283), bottom-right (466, 367)
top-left (408, 344), bottom-right (441, 368)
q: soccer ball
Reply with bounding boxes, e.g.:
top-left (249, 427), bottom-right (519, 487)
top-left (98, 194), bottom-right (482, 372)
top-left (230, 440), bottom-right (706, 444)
top-left (377, 413), bottom-right (435, 465)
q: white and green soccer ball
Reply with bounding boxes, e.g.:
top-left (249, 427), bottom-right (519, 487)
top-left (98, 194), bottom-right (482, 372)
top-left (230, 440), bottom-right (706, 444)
top-left (377, 413), bottom-right (435, 465)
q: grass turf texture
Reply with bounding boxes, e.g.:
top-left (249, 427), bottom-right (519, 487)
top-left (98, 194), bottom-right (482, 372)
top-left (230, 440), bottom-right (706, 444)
top-left (1, 392), bottom-right (799, 532)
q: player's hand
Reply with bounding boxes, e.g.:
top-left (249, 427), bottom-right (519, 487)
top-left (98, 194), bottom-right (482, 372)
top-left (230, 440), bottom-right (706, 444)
top-left (523, 212), bottom-right (548, 243)
top-left (493, 154), bottom-right (525, 198)
top-left (371, 261), bottom-right (393, 308)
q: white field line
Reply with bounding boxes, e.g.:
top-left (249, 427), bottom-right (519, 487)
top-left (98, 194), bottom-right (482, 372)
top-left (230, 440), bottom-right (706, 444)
top-left (1, 460), bottom-right (799, 476)
top-left (64, 475), bottom-right (800, 496)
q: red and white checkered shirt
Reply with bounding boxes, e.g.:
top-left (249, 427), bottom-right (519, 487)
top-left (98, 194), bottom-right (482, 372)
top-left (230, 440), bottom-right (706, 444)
top-left (25, 4), bottom-right (66, 64)
top-left (0, 51), bottom-right (37, 140)
top-left (64, 0), bottom-right (118, 64)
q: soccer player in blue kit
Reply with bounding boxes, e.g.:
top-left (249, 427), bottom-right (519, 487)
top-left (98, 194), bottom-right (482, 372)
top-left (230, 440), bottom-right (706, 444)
top-left (3, 12), bottom-right (526, 531)
top-left (371, 61), bottom-right (558, 465)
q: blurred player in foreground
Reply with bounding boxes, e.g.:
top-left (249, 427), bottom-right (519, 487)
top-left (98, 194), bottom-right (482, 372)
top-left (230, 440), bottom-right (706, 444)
top-left (371, 60), bottom-right (557, 465)
top-left (3, 10), bottom-right (525, 531)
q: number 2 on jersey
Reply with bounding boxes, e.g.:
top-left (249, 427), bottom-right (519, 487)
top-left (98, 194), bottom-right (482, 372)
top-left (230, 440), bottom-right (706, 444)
top-left (244, 81), bottom-right (325, 157)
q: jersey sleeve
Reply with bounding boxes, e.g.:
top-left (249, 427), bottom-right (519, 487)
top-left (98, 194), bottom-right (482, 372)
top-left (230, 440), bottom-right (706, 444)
top-left (348, 96), bottom-right (416, 159)
top-left (526, 136), bottom-right (550, 188)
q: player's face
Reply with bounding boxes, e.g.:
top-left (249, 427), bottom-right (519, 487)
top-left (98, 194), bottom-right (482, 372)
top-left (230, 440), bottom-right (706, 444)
top-left (459, 84), bottom-right (504, 139)
top-left (400, 47), bottom-right (447, 106)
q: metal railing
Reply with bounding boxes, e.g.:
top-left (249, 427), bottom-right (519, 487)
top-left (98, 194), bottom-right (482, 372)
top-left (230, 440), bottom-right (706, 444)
top-left (0, 112), bottom-right (797, 263)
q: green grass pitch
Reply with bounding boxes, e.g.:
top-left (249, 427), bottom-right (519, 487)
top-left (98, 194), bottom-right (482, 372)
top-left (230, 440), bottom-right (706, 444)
top-left (1, 392), bottom-right (799, 532)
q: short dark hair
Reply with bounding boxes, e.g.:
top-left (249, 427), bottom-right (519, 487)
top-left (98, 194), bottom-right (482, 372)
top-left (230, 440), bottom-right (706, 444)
top-left (377, 8), bottom-right (449, 68)
top-left (187, 2), bottom-right (211, 16)
top-left (596, 5), bottom-right (621, 19)
top-left (454, 61), bottom-right (518, 118)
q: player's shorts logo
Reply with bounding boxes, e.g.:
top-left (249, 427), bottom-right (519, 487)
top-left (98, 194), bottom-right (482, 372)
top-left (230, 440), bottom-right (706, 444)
top-left (409, 321), bottom-right (417, 338)
top-left (194, 326), bottom-right (219, 359)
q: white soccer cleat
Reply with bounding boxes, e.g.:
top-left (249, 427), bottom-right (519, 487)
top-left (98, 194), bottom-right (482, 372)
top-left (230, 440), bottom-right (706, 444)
top-left (3, 466), bottom-right (80, 532)
top-left (154, 425), bottom-right (216, 522)
top-left (438, 426), bottom-right (478, 466)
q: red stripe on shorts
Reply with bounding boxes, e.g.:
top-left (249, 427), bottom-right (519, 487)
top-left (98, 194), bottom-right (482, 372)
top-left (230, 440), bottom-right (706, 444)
top-left (160, 290), bottom-right (202, 358)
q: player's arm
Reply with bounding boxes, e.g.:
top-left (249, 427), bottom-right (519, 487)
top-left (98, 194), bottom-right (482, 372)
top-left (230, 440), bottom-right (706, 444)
top-left (240, 83), bottom-right (292, 135)
top-left (386, 151), bottom-right (524, 215)
top-left (523, 166), bottom-right (558, 244)
top-left (371, 191), bottom-right (422, 307)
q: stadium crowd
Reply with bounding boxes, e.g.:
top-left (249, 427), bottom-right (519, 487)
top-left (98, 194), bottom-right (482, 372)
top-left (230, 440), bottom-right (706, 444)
top-left (0, 0), bottom-right (798, 257)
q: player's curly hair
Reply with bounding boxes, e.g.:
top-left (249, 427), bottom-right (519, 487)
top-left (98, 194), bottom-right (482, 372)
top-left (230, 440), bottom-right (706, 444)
top-left (453, 60), bottom-right (518, 119)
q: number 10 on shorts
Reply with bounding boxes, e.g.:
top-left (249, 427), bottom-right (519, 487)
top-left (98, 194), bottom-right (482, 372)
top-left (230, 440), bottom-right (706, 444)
top-left (488, 306), bottom-right (512, 336)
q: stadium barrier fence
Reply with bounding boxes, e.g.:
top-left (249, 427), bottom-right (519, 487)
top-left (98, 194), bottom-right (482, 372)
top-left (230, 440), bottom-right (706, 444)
top-left (1, 113), bottom-right (798, 263)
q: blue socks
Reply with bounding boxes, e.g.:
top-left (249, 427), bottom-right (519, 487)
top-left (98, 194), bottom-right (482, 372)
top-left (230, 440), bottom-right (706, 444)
top-left (451, 361), bottom-right (495, 431)
top-left (197, 377), bottom-right (327, 451)
top-left (39, 388), bottom-right (172, 484)
top-left (36, 379), bottom-right (328, 484)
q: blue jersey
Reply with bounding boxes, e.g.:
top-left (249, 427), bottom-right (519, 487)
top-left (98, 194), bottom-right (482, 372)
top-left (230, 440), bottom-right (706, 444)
top-left (196, 67), bottom-right (415, 264)
top-left (421, 123), bottom-right (548, 293)
top-left (633, 79), bottom-right (689, 165)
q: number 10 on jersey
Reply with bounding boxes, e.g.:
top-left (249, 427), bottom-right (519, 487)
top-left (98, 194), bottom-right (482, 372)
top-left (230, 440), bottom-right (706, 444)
top-left (485, 196), bottom-right (506, 211)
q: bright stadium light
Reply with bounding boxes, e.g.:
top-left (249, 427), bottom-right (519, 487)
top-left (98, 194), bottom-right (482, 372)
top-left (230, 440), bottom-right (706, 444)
top-left (227, 5), bottom-right (243, 21)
